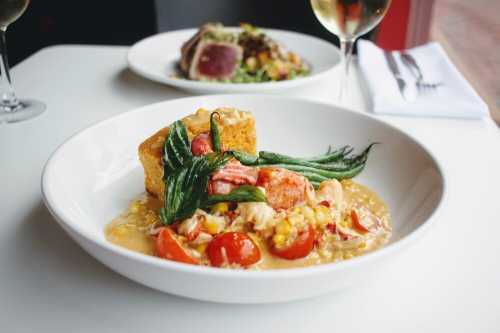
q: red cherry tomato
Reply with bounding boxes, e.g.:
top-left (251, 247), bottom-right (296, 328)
top-left (351, 209), bottom-right (369, 234)
top-left (206, 232), bottom-right (261, 267)
top-left (156, 227), bottom-right (199, 265)
top-left (270, 225), bottom-right (315, 260)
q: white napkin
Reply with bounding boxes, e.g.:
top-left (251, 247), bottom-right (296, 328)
top-left (358, 40), bottom-right (489, 119)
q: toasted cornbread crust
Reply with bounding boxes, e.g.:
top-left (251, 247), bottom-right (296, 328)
top-left (138, 107), bottom-right (257, 198)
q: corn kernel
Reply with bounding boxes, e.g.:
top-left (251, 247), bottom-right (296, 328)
top-left (196, 243), bottom-right (208, 254)
top-left (211, 202), bottom-right (229, 215)
top-left (275, 220), bottom-right (291, 235)
top-left (203, 219), bottom-right (219, 235)
top-left (288, 213), bottom-right (304, 226)
top-left (315, 206), bottom-right (331, 226)
top-left (273, 234), bottom-right (286, 246)
top-left (301, 206), bottom-right (315, 222)
top-left (202, 215), bottom-right (225, 235)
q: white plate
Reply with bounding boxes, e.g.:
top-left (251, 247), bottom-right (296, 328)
top-left (127, 28), bottom-right (341, 94)
top-left (42, 95), bottom-right (446, 303)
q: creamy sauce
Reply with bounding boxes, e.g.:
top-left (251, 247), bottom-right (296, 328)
top-left (105, 180), bottom-right (391, 269)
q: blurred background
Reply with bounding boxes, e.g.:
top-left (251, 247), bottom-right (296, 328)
top-left (6, 0), bottom-right (380, 65)
top-left (5, 0), bottom-right (499, 120)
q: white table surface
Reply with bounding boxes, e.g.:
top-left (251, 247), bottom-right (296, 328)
top-left (1, 45), bottom-right (499, 333)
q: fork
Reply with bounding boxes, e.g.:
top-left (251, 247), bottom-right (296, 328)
top-left (400, 53), bottom-right (443, 92)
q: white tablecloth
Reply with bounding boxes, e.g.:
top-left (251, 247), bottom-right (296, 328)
top-left (1, 45), bottom-right (499, 333)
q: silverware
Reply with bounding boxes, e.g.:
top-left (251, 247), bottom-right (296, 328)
top-left (401, 53), bottom-right (443, 92)
top-left (384, 51), bottom-right (407, 99)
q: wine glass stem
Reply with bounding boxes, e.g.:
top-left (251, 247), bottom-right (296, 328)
top-left (0, 27), bottom-right (20, 110)
top-left (338, 38), bottom-right (355, 103)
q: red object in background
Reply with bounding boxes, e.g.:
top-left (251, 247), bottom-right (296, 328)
top-left (375, 0), bottom-right (435, 50)
top-left (376, 0), bottom-right (411, 50)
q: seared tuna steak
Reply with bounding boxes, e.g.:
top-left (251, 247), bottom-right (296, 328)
top-left (188, 40), bottom-right (242, 80)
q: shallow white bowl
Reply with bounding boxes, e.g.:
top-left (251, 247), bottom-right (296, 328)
top-left (127, 28), bottom-right (341, 94)
top-left (42, 95), bottom-right (446, 303)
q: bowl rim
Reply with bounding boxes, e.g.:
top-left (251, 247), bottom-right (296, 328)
top-left (126, 27), bottom-right (341, 91)
top-left (41, 94), bottom-right (448, 279)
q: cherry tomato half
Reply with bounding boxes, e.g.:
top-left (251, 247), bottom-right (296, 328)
top-left (270, 225), bottom-right (315, 260)
top-left (351, 209), bottom-right (369, 234)
top-left (206, 232), bottom-right (261, 267)
top-left (156, 227), bottom-right (199, 265)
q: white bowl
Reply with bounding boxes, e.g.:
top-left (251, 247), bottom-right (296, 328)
top-left (127, 28), bottom-right (341, 94)
top-left (42, 95), bottom-right (446, 303)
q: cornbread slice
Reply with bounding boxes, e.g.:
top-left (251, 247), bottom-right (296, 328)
top-left (139, 107), bottom-right (257, 198)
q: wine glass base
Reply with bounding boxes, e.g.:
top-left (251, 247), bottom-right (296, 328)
top-left (0, 99), bottom-right (46, 123)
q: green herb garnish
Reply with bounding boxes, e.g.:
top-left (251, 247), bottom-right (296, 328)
top-left (163, 120), bottom-right (193, 176)
top-left (205, 185), bottom-right (266, 206)
top-left (160, 152), bottom-right (233, 225)
top-left (160, 117), bottom-right (266, 225)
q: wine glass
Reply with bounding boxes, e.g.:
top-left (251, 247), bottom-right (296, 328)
top-left (0, 0), bottom-right (45, 123)
top-left (310, 0), bottom-right (392, 103)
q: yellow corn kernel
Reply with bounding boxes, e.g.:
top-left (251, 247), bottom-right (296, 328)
top-left (202, 215), bottom-right (225, 235)
top-left (203, 219), bottom-right (219, 235)
top-left (314, 206), bottom-right (331, 226)
top-left (211, 202), bottom-right (229, 215)
top-left (275, 220), bottom-right (291, 235)
top-left (288, 213), bottom-right (301, 225)
top-left (338, 218), bottom-right (349, 228)
top-left (273, 234), bottom-right (286, 246)
top-left (301, 206), bottom-right (315, 222)
top-left (196, 243), bottom-right (208, 254)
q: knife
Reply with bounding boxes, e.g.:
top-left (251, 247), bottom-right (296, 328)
top-left (384, 51), bottom-right (407, 100)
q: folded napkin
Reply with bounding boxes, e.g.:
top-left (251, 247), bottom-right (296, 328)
top-left (358, 40), bottom-right (488, 119)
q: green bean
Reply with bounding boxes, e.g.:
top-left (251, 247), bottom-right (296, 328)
top-left (210, 112), bottom-right (222, 153)
top-left (305, 146), bottom-right (353, 163)
top-left (229, 150), bottom-right (260, 165)
top-left (258, 162), bottom-right (366, 180)
top-left (310, 181), bottom-right (321, 189)
top-left (259, 151), bottom-right (356, 171)
top-left (296, 171), bottom-right (329, 183)
top-left (256, 146), bottom-right (350, 165)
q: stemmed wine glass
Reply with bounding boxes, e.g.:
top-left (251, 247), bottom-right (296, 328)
top-left (310, 0), bottom-right (392, 103)
top-left (0, 0), bottom-right (45, 123)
